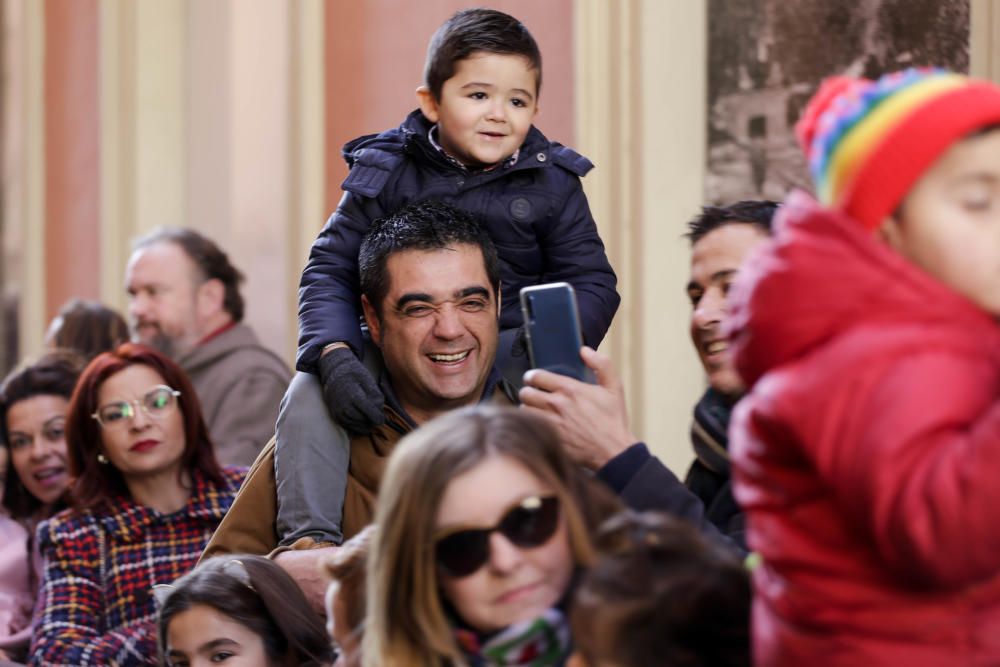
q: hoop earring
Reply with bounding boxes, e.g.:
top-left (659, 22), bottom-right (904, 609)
top-left (97, 453), bottom-right (109, 464)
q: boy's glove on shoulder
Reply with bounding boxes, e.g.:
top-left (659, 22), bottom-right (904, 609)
top-left (317, 347), bottom-right (386, 435)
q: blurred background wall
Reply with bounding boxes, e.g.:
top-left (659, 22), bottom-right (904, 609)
top-left (2, 0), bottom-right (997, 473)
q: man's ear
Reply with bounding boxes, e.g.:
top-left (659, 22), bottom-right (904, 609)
top-left (877, 215), bottom-right (904, 251)
top-left (495, 285), bottom-right (503, 318)
top-left (196, 278), bottom-right (226, 319)
top-left (361, 295), bottom-right (382, 347)
top-left (416, 85), bottom-right (439, 123)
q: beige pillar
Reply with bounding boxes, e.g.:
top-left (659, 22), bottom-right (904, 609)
top-left (575, 0), bottom-right (707, 473)
top-left (288, 0), bottom-right (327, 342)
top-left (97, 0), bottom-right (326, 364)
top-left (99, 0), bottom-right (188, 313)
top-left (971, 0), bottom-right (1000, 81)
top-left (9, 0), bottom-right (47, 358)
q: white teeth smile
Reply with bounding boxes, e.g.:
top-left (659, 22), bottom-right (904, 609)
top-left (429, 351), bottom-right (470, 362)
top-left (705, 341), bottom-right (728, 354)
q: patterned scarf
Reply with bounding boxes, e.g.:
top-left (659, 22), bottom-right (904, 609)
top-left (454, 608), bottom-right (571, 667)
top-left (690, 387), bottom-right (734, 475)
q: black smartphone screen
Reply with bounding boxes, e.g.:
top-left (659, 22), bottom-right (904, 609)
top-left (519, 282), bottom-right (593, 383)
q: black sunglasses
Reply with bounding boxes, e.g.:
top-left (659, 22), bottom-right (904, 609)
top-left (434, 494), bottom-right (561, 578)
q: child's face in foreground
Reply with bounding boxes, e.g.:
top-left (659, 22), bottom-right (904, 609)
top-left (883, 128), bottom-right (1000, 317)
top-left (418, 52), bottom-right (539, 168)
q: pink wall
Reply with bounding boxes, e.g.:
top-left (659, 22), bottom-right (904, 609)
top-left (324, 1), bottom-right (575, 212)
top-left (44, 0), bottom-right (100, 319)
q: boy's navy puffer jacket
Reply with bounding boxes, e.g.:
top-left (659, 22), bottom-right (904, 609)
top-left (296, 109), bottom-right (619, 371)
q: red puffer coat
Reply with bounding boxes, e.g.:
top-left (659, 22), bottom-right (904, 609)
top-left (728, 191), bottom-right (1000, 666)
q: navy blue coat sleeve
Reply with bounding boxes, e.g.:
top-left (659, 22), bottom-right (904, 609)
top-left (597, 443), bottom-right (745, 555)
top-left (538, 174), bottom-right (620, 348)
top-left (296, 191), bottom-right (384, 372)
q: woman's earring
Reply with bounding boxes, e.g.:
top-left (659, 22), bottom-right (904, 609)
top-left (97, 453), bottom-right (109, 464)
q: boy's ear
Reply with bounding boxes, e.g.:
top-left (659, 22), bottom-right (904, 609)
top-left (877, 215), bottom-right (904, 251)
top-left (361, 295), bottom-right (382, 347)
top-left (416, 86), bottom-right (439, 123)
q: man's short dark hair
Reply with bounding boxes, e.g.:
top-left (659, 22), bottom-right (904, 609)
top-left (133, 227), bottom-right (246, 322)
top-left (424, 8), bottom-right (542, 100)
top-left (685, 200), bottom-right (779, 245)
top-left (359, 200), bottom-right (500, 318)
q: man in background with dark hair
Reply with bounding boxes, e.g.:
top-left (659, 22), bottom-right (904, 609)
top-left (125, 227), bottom-right (290, 466)
top-left (682, 200), bottom-right (777, 548)
top-left (522, 200), bottom-right (777, 550)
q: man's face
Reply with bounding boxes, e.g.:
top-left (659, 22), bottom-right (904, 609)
top-left (362, 244), bottom-right (499, 424)
top-left (125, 242), bottom-right (203, 358)
top-left (687, 224), bottom-right (770, 397)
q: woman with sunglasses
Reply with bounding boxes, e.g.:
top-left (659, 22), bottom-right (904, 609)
top-left (29, 343), bottom-right (245, 666)
top-left (0, 352), bottom-right (83, 663)
top-left (364, 406), bottom-right (619, 667)
top-left (157, 554), bottom-right (334, 667)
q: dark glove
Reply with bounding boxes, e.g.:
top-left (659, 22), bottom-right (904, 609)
top-left (317, 346), bottom-right (385, 435)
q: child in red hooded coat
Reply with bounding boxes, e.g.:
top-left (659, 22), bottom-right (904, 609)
top-left (728, 68), bottom-right (1000, 666)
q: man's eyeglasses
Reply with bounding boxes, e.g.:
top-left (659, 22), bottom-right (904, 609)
top-left (91, 385), bottom-right (181, 429)
top-left (434, 494), bottom-right (560, 578)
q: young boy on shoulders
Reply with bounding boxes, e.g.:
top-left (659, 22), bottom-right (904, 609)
top-left (277, 9), bottom-right (619, 549)
top-left (729, 68), bottom-right (1000, 666)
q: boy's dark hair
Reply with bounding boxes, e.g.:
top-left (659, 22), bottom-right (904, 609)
top-left (571, 510), bottom-right (752, 667)
top-left (132, 227), bottom-right (246, 322)
top-left (358, 200), bottom-right (500, 318)
top-left (424, 8), bottom-right (542, 100)
top-left (685, 200), bottom-right (779, 245)
top-left (157, 555), bottom-right (335, 666)
top-left (1, 351), bottom-right (84, 519)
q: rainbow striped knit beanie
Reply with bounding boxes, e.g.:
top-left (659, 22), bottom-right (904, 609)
top-left (795, 68), bottom-right (1000, 230)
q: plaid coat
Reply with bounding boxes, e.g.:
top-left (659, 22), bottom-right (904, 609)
top-left (29, 467), bottom-right (244, 666)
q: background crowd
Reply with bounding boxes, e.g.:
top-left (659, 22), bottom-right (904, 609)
top-left (1, 6), bottom-right (999, 667)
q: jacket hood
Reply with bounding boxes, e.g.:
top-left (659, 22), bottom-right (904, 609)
top-left (728, 190), bottom-right (998, 387)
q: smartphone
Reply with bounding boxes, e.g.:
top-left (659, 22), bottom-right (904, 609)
top-left (519, 282), bottom-right (594, 383)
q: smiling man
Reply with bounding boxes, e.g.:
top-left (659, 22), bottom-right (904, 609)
top-left (682, 201), bottom-right (776, 546)
top-left (202, 201), bottom-right (517, 610)
top-left (358, 227), bottom-right (500, 426)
